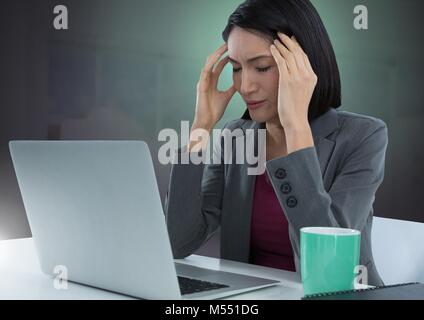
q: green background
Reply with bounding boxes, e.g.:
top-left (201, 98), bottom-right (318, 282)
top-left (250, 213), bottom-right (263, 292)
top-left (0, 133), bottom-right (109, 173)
top-left (0, 1), bottom-right (423, 253)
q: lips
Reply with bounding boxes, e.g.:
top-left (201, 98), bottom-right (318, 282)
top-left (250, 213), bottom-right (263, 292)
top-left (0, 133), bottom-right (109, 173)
top-left (246, 100), bottom-right (266, 110)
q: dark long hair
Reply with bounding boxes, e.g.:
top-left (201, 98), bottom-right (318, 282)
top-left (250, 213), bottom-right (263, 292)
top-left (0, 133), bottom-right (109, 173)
top-left (222, 0), bottom-right (341, 121)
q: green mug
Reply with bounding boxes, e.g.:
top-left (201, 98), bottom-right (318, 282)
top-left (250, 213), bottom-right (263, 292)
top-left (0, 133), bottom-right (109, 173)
top-left (300, 227), bottom-right (361, 296)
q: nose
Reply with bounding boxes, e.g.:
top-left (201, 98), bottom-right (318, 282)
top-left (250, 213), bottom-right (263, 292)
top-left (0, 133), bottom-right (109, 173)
top-left (240, 70), bottom-right (258, 96)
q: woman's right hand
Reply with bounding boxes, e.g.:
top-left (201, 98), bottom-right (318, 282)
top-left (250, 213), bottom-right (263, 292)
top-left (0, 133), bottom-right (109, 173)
top-left (192, 43), bottom-right (237, 133)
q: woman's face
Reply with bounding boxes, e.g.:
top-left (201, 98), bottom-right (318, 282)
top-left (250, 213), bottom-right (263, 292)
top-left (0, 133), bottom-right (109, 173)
top-left (227, 26), bottom-right (280, 123)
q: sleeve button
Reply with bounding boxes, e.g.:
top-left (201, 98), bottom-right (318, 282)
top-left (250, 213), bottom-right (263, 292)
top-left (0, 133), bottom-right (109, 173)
top-left (275, 168), bottom-right (287, 179)
top-left (286, 196), bottom-right (298, 208)
top-left (280, 182), bottom-right (292, 194)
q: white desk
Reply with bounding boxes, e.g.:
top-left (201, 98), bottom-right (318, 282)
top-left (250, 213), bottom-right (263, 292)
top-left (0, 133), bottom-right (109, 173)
top-left (0, 238), bottom-right (304, 300)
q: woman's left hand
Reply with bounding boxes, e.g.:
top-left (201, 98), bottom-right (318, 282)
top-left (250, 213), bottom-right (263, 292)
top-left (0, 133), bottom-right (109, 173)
top-left (270, 32), bottom-right (318, 130)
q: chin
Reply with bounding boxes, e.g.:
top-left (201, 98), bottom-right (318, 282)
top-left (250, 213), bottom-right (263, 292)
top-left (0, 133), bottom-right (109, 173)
top-left (247, 107), bottom-right (276, 123)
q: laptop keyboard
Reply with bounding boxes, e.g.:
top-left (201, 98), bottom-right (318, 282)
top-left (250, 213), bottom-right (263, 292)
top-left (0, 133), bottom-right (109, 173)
top-left (177, 276), bottom-right (230, 295)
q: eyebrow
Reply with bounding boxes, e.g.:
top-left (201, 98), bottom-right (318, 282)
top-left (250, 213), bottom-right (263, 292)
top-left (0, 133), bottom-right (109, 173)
top-left (228, 55), bottom-right (272, 64)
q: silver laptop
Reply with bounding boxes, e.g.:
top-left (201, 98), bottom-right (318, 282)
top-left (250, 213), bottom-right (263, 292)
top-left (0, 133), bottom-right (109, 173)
top-left (9, 140), bottom-right (279, 300)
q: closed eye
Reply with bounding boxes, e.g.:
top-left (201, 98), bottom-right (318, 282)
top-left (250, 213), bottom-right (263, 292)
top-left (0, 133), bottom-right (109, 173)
top-left (232, 67), bottom-right (271, 73)
top-left (257, 67), bottom-right (271, 73)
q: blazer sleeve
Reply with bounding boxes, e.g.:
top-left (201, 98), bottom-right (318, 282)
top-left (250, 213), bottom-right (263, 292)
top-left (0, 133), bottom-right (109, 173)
top-left (164, 121), bottom-right (235, 259)
top-left (265, 121), bottom-right (388, 256)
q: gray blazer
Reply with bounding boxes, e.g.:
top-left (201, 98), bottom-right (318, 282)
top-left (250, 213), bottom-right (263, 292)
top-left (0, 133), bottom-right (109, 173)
top-left (164, 108), bottom-right (388, 286)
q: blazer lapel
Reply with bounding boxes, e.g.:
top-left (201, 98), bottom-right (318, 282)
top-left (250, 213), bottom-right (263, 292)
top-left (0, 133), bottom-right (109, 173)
top-left (310, 108), bottom-right (339, 179)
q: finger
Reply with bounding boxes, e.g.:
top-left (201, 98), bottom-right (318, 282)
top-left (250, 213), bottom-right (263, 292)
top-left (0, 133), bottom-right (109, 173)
top-left (211, 56), bottom-right (230, 88)
top-left (223, 84), bottom-right (237, 99)
top-left (200, 44), bottom-right (228, 84)
top-left (291, 36), bottom-right (310, 74)
top-left (302, 51), bottom-right (315, 75)
top-left (290, 35), bottom-right (316, 77)
top-left (289, 35), bottom-right (308, 73)
top-left (270, 44), bottom-right (289, 79)
top-left (277, 32), bottom-right (298, 53)
top-left (277, 33), bottom-right (307, 74)
top-left (273, 38), bottom-right (298, 75)
top-left (205, 44), bottom-right (228, 73)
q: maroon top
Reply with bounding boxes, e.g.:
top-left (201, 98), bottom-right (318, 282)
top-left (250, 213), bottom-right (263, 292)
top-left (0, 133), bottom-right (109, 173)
top-left (249, 172), bottom-right (296, 272)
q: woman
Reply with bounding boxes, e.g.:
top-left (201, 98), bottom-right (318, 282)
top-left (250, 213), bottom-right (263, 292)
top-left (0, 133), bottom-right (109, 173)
top-left (165, 0), bottom-right (387, 286)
